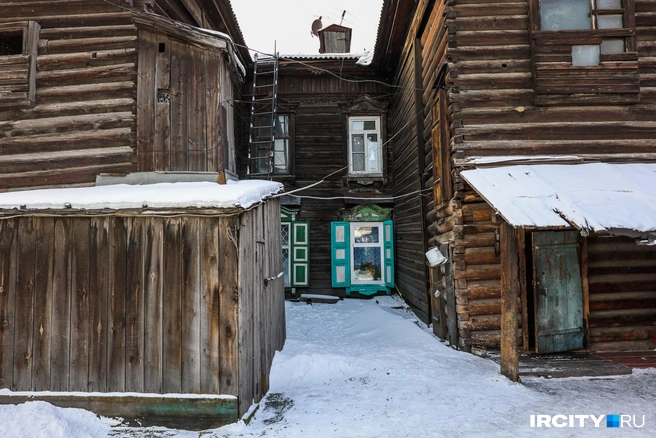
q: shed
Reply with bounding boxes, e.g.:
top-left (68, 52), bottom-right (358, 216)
top-left (461, 162), bottom-right (656, 380)
top-left (0, 179), bottom-right (285, 428)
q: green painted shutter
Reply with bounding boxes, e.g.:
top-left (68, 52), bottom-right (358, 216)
top-left (383, 220), bottom-right (394, 288)
top-left (331, 222), bottom-right (350, 288)
top-left (291, 222), bottom-right (310, 287)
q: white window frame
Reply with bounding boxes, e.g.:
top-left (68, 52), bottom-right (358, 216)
top-left (348, 116), bottom-right (382, 175)
top-left (350, 222), bottom-right (385, 285)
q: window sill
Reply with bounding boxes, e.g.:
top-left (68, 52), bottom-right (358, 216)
top-left (343, 175), bottom-right (387, 185)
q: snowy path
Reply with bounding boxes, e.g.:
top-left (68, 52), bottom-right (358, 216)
top-left (1, 296), bottom-right (655, 437)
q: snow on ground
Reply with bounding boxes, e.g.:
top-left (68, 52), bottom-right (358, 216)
top-left (1, 296), bottom-right (655, 437)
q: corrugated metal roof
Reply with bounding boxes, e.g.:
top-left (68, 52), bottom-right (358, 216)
top-left (461, 163), bottom-right (656, 238)
top-left (274, 53), bottom-right (365, 60)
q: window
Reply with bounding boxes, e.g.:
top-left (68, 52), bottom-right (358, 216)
top-left (351, 223), bottom-right (384, 285)
top-left (281, 207), bottom-right (309, 290)
top-left (530, 0), bottom-right (638, 105)
top-left (348, 116), bottom-right (382, 175)
top-left (251, 114), bottom-right (292, 175)
top-left (537, 0), bottom-right (633, 56)
top-left (0, 32), bottom-right (23, 56)
top-left (0, 21), bottom-right (40, 109)
top-left (331, 205), bottom-right (394, 296)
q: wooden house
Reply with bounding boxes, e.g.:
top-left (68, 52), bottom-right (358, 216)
top-left (241, 44), bottom-right (397, 298)
top-left (0, 0), bottom-right (250, 191)
top-left (0, 179), bottom-right (285, 427)
top-left (376, 0), bottom-right (656, 375)
top-left (0, 0), bottom-right (288, 427)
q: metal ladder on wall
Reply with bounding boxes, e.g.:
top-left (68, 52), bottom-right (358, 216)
top-left (247, 52), bottom-right (279, 179)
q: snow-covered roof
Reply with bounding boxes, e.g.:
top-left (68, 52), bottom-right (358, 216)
top-left (461, 163), bottom-right (656, 236)
top-left (0, 180), bottom-right (283, 213)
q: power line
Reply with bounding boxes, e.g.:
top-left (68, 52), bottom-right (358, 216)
top-left (288, 187), bottom-right (433, 202)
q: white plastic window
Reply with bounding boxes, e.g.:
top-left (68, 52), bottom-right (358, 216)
top-left (349, 116), bottom-right (381, 175)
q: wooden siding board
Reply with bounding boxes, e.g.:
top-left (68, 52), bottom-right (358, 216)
top-left (143, 218), bottom-right (163, 393)
top-left (218, 216), bottom-right (239, 397)
top-left (125, 218), bottom-right (145, 393)
top-left (50, 219), bottom-right (71, 391)
top-left (200, 218), bottom-right (220, 394)
top-left (107, 217), bottom-right (127, 392)
top-left (0, 219), bottom-right (16, 390)
top-left (137, 30), bottom-right (157, 171)
top-left (69, 218), bottom-right (90, 392)
top-left (162, 218), bottom-right (182, 393)
top-left (88, 218), bottom-right (108, 392)
top-left (169, 40), bottom-right (189, 171)
top-left (13, 217), bottom-right (36, 391)
top-left (238, 210), bottom-right (254, 415)
top-left (181, 217), bottom-right (201, 394)
top-left (32, 218), bottom-right (54, 391)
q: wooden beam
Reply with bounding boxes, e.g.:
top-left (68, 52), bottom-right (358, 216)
top-left (581, 236), bottom-right (590, 349)
top-left (500, 222), bottom-right (520, 382)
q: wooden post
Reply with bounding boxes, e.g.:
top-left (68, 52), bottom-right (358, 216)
top-left (500, 222), bottom-right (520, 382)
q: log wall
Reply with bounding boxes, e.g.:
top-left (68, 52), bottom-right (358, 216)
top-left (0, 0), bottom-right (138, 190)
top-left (0, 0), bottom-right (247, 191)
top-left (0, 202), bottom-right (285, 416)
top-left (390, 0), bottom-right (656, 350)
top-left (587, 236), bottom-right (656, 352)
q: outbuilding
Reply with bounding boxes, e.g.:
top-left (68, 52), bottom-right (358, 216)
top-left (0, 179), bottom-right (285, 428)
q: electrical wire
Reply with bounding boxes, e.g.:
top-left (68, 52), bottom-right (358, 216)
top-left (97, 0), bottom-right (437, 205)
top-left (288, 187), bottom-right (433, 202)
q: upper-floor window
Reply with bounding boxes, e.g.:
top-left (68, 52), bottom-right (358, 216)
top-left (530, 0), bottom-right (638, 104)
top-left (537, 0), bottom-right (634, 55)
top-left (251, 114), bottom-right (293, 175)
top-left (0, 21), bottom-right (40, 109)
top-left (348, 116), bottom-right (382, 175)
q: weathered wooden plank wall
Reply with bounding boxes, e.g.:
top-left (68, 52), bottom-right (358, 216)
top-left (0, 0), bottom-right (138, 190)
top-left (587, 236), bottom-right (656, 352)
top-left (390, 41), bottom-right (429, 322)
top-left (238, 198), bottom-right (285, 415)
top-left (0, 214), bottom-right (244, 395)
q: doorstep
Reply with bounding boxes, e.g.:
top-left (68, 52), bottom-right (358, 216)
top-left (489, 352), bottom-right (633, 378)
top-left (595, 351), bottom-right (656, 369)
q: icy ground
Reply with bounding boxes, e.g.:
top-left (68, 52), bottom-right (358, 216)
top-left (1, 296), bottom-right (655, 437)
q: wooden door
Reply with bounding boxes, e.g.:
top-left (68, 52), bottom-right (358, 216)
top-left (533, 231), bottom-right (585, 353)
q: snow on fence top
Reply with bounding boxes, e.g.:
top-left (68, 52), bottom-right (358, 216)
top-left (0, 180), bottom-right (283, 212)
top-left (461, 162), bottom-right (656, 235)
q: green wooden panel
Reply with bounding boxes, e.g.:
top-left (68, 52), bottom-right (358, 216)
top-left (383, 220), bottom-right (394, 288)
top-left (291, 222), bottom-right (309, 287)
top-left (331, 222), bottom-right (350, 288)
top-left (533, 230), bottom-right (584, 353)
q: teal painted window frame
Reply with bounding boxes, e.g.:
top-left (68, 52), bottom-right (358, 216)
top-left (330, 210), bottom-right (394, 296)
